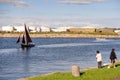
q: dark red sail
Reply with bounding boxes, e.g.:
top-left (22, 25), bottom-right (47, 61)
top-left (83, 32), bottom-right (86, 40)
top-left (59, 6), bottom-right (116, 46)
top-left (16, 35), bottom-right (20, 43)
top-left (22, 35), bottom-right (25, 43)
top-left (24, 24), bottom-right (32, 44)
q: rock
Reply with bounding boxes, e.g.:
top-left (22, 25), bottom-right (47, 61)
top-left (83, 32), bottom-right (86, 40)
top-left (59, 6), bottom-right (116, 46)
top-left (71, 65), bottom-right (80, 77)
top-left (17, 78), bottom-right (28, 80)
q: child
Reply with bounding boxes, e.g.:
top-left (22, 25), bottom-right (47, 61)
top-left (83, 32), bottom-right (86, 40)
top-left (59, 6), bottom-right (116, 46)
top-left (96, 50), bottom-right (102, 68)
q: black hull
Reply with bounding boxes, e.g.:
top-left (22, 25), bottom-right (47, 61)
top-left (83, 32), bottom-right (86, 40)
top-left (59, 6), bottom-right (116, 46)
top-left (21, 43), bottom-right (35, 47)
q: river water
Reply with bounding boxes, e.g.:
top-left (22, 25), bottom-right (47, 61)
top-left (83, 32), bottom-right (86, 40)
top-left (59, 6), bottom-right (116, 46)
top-left (0, 38), bottom-right (120, 80)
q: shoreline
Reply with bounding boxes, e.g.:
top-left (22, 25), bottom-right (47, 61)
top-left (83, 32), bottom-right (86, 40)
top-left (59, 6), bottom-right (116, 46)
top-left (17, 67), bottom-right (97, 80)
top-left (0, 33), bottom-right (120, 38)
top-left (17, 63), bottom-right (110, 80)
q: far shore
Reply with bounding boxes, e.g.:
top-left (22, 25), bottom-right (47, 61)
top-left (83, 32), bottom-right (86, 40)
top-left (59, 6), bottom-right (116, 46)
top-left (0, 33), bottom-right (120, 38)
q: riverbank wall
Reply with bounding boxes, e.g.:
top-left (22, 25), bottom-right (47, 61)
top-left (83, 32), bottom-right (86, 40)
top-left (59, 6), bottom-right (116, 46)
top-left (0, 33), bottom-right (120, 38)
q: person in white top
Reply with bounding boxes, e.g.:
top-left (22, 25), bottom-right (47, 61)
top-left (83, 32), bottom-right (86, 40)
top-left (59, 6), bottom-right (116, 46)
top-left (96, 50), bottom-right (102, 68)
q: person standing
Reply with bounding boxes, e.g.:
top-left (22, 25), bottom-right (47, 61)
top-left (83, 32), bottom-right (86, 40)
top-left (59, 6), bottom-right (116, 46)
top-left (96, 50), bottom-right (102, 68)
top-left (109, 48), bottom-right (117, 68)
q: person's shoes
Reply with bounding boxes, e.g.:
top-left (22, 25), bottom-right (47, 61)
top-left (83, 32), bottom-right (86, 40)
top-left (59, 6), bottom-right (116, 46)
top-left (108, 66), bottom-right (110, 68)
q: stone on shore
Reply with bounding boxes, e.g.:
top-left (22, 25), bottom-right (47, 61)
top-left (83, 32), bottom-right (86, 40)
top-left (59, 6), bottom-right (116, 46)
top-left (71, 65), bottom-right (80, 77)
top-left (17, 78), bottom-right (28, 80)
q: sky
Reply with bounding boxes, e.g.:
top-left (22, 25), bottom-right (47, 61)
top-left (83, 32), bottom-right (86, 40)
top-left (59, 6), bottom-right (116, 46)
top-left (0, 0), bottom-right (120, 28)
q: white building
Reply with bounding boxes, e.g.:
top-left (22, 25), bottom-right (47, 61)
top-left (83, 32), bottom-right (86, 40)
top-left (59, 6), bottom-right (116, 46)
top-left (36, 27), bottom-right (41, 32)
top-left (51, 27), bottom-right (71, 32)
top-left (14, 26), bottom-right (24, 32)
top-left (40, 26), bottom-right (50, 32)
top-left (14, 25), bottom-right (37, 32)
top-left (29, 26), bottom-right (37, 32)
top-left (81, 26), bottom-right (97, 29)
top-left (2, 26), bottom-right (14, 32)
top-left (114, 30), bottom-right (120, 33)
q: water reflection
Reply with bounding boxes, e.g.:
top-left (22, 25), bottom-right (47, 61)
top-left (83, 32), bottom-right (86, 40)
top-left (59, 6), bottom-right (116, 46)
top-left (21, 47), bottom-right (31, 52)
top-left (21, 47), bottom-right (31, 78)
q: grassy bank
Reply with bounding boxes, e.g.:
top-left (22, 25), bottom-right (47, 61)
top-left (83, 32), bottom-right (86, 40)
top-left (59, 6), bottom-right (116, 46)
top-left (0, 32), bottom-right (120, 38)
top-left (26, 62), bottom-right (120, 80)
top-left (0, 31), bottom-right (118, 35)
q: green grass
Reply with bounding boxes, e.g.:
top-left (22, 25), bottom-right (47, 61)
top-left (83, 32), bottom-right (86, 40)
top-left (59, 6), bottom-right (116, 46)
top-left (29, 32), bottom-right (118, 35)
top-left (27, 62), bottom-right (120, 80)
top-left (0, 31), bottom-right (118, 35)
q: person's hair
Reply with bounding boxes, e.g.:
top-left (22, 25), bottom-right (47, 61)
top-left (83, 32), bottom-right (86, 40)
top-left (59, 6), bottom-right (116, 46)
top-left (96, 50), bottom-right (99, 53)
top-left (112, 48), bottom-right (115, 51)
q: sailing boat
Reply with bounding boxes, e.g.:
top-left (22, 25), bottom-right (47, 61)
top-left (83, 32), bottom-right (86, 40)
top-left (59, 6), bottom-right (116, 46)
top-left (16, 24), bottom-right (35, 47)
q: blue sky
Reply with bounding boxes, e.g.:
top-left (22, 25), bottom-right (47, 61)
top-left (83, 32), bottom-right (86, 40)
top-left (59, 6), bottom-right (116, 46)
top-left (0, 0), bottom-right (120, 28)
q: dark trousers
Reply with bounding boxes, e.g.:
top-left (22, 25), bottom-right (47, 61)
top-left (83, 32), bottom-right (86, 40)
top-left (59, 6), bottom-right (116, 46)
top-left (98, 61), bottom-right (102, 68)
top-left (111, 59), bottom-right (115, 63)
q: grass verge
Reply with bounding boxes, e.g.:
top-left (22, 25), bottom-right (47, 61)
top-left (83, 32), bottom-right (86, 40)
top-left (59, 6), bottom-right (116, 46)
top-left (27, 62), bottom-right (120, 80)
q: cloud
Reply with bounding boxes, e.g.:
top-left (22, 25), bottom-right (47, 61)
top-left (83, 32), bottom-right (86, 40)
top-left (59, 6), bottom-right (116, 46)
top-left (0, 9), bottom-right (8, 14)
top-left (0, 0), bottom-right (30, 7)
top-left (0, 16), bottom-right (120, 28)
top-left (58, 0), bottom-right (110, 4)
top-left (0, 16), bottom-right (91, 27)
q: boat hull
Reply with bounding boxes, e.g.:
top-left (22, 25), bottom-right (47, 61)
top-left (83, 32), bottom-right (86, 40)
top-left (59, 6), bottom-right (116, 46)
top-left (21, 43), bottom-right (35, 47)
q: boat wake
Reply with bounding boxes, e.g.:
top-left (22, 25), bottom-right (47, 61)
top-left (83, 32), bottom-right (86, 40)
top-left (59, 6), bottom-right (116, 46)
top-left (94, 38), bottom-right (115, 42)
top-left (37, 43), bottom-right (101, 48)
top-left (95, 38), bottom-right (108, 41)
top-left (38, 39), bottom-right (120, 48)
top-left (0, 48), bottom-right (20, 54)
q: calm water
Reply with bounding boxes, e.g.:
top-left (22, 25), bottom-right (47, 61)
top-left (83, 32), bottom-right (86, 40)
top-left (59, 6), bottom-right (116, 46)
top-left (0, 38), bottom-right (120, 80)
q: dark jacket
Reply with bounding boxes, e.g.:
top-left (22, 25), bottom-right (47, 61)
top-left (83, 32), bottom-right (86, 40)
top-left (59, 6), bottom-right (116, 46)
top-left (110, 51), bottom-right (117, 60)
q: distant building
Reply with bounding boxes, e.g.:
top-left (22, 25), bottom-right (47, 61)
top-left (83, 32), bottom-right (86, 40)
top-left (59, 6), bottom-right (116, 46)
top-left (51, 27), bottom-right (71, 32)
top-left (14, 26), bottom-right (24, 32)
top-left (2, 26), bottom-right (14, 32)
top-left (29, 26), bottom-right (37, 32)
top-left (40, 26), bottom-right (50, 32)
top-left (114, 30), bottom-right (120, 34)
top-left (36, 27), bottom-right (41, 32)
top-left (14, 26), bottom-right (37, 32)
top-left (1, 25), bottom-right (51, 32)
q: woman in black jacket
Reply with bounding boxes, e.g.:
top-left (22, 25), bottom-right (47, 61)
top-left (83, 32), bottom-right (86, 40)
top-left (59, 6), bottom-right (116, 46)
top-left (109, 48), bottom-right (117, 68)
